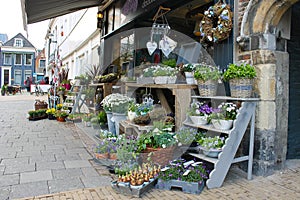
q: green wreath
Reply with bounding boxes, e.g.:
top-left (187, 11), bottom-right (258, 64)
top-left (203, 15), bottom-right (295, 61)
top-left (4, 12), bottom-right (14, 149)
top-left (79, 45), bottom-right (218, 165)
top-left (200, 0), bottom-right (233, 43)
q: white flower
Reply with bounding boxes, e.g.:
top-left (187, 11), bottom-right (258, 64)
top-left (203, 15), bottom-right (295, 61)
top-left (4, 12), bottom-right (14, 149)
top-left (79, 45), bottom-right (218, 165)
top-left (162, 144), bottom-right (166, 148)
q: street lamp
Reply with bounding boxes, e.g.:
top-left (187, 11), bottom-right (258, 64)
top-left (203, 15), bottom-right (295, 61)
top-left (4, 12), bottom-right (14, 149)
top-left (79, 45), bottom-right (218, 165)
top-left (97, 11), bottom-right (104, 30)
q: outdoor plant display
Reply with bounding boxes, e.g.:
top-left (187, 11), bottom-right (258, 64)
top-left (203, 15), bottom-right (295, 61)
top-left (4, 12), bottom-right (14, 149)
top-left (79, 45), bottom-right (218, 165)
top-left (54, 110), bottom-right (69, 122)
top-left (208, 102), bottom-right (238, 130)
top-left (223, 63), bottom-right (257, 98)
top-left (194, 63), bottom-right (222, 96)
top-left (156, 159), bottom-right (208, 194)
top-left (188, 101), bottom-right (213, 125)
top-left (94, 133), bottom-right (118, 159)
top-left (28, 109), bottom-right (48, 120)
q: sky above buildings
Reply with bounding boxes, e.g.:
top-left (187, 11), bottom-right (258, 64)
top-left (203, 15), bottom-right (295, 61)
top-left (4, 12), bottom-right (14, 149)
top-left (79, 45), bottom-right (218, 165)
top-left (0, 0), bottom-right (49, 49)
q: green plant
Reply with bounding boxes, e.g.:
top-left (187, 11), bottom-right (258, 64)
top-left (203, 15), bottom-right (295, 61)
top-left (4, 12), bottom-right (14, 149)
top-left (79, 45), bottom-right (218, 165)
top-left (128, 101), bottom-right (138, 112)
top-left (223, 63), bottom-right (257, 81)
top-left (197, 135), bottom-right (226, 150)
top-left (162, 59), bottom-right (176, 67)
top-left (54, 110), bottom-right (69, 118)
top-left (182, 64), bottom-right (195, 72)
top-left (98, 111), bottom-right (107, 125)
top-left (174, 127), bottom-right (198, 146)
top-left (28, 110), bottom-right (35, 118)
top-left (158, 159), bottom-right (208, 183)
top-left (193, 64), bottom-right (222, 81)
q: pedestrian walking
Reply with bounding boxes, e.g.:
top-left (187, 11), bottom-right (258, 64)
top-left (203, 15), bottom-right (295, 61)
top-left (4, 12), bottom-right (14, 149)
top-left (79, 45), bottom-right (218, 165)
top-left (25, 77), bottom-right (31, 92)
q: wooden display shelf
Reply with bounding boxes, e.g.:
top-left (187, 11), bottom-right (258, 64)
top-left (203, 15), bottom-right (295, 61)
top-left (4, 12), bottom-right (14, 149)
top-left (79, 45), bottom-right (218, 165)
top-left (125, 83), bottom-right (198, 130)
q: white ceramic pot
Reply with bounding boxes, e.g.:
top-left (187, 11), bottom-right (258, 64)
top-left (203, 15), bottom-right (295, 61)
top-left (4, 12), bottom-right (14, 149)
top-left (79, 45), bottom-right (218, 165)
top-left (185, 72), bottom-right (195, 84)
top-left (190, 115), bottom-right (207, 125)
top-left (127, 111), bottom-right (137, 121)
top-left (212, 119), bottom-right (233, 130)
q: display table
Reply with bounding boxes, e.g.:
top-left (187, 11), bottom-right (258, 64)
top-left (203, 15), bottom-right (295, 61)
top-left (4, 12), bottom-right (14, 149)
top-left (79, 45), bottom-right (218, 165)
top-left (125, 83), bottom-right (198, 130)
top-left (119, 120), bottom-right (153, 137)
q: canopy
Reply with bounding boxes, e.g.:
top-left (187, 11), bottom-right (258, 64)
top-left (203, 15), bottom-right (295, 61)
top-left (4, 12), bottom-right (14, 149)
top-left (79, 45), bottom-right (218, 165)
top-left (23, 0), bottom-right (102, 24)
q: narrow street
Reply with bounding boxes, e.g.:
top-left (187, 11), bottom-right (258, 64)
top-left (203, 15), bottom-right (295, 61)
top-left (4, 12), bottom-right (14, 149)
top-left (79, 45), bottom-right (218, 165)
top-left (0, 94), bottom-right (300, 200)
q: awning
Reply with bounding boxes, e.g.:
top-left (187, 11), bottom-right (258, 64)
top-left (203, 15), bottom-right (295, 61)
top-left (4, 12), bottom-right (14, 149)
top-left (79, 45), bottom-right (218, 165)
top-left (23, 0), bottom-right (102, 24)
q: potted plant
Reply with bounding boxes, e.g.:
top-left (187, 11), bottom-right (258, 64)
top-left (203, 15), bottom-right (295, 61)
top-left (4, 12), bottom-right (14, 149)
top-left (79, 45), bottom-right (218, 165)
top-left (223, 63), bottom-right (257, 98)
top-left (46, 108), bottom-right (56, 120)
top-left (182, 63), bottom-right (196, 84)
top-left (54, 110), bottom-right (69, 122)
top-left (82, 113), bottom-right (93, 127)
top-left (98, 111), bottom-right (107, 129)
top-left (94, 138), bottom-right (118, 160)
top-left (91, 117), bottom-right (100, 129)
top-left (156, 158), bottom-right (208, 194)
top-left (174, 127), bottom-right (198, 156)
top-left (187, 101), bottom-right (213, 125)
top-left (153, 66), bottom-right (177, 84)
top-left (208, 102), bottom-right (238, 130)
top-left (128, 101), bottom-right (138, 121)
top-left (194, 63), bottom-right (222, 96)
top-left (197, 135), bottom-right (226, 158)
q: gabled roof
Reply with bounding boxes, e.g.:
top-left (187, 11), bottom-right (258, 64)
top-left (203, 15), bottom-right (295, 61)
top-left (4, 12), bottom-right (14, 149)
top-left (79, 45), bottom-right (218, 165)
top-left (3, 33), bottom-right (35, 49)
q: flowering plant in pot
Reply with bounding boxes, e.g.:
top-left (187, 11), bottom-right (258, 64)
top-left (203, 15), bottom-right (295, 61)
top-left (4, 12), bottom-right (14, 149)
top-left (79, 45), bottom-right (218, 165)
top-left (156, 158), bottom-right (208, 194)
top-left (46, 108), bottom-right (56, 120)
top-left (208, 102), bottom-right (238, 130)
top-left (197, 135), bottom-right (226, 157)
top-left (188, 101), bottom-right (213, 125)
top-left (193, 63), bottom-right (222, 96)
top-left (101, 93), bottom-right (133, 114)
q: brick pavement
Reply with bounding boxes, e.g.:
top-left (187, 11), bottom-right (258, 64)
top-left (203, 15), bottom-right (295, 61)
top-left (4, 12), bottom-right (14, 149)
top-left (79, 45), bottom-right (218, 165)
top-left (1, 94), bottom-right (300, 200)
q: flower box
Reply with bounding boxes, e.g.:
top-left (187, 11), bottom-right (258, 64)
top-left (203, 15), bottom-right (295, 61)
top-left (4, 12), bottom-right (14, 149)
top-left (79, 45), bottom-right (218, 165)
top-left (156, 179), bottom-right (205, 194)
top-left (111, 178), bottom-right (157, 198)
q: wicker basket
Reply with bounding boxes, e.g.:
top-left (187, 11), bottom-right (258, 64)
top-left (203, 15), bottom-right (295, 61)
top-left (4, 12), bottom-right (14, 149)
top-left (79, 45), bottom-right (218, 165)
top-left (34, 100), bottom-right (48, 110)
top-left (229, 78), bottom-right (253, 98)
top-left (140, 146), bottom-right (175, 166)
top-left (197, 80), bottom-right (218, 96)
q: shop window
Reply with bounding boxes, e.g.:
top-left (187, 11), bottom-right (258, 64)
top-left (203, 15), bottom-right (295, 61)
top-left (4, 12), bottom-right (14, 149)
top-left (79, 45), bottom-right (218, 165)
top-left (15, 54), bottom-right (22, 65)
top-left (4, 53), bottom-right (12, 65)
top-left (14, 70), bottom-right (22, 85)
top-left (25, 54), bottom-right (32, 65)
top-left (24, 70), bottom-right (32, 81)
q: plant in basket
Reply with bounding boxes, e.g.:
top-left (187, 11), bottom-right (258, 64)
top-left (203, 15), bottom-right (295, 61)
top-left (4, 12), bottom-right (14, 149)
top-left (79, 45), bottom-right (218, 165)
top-left (208, 102), bottom-right (238, 130)
top-left (136, 122), bottom-right (177, 166)
top-left (188, 101), bottom-right (213, 125)
top-left (223, 63), bottom-right (256, 98)
top-left (194, 63), bottom-right (222, 96)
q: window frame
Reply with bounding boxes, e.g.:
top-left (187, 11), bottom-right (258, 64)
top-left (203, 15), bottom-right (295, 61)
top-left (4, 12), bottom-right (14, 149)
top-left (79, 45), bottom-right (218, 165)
top-left (25, 54), bottom-right (33, 65)
top-left (4, 53), bottom-right (12, 65)
top-left (39, 59), bottom-right (46, 68)
top-left (14, 54), bottom-right (22, 65)
top-left (14, 38), bottom-right (23, 47)
top-left (14, 69), bottom-right (22, 85)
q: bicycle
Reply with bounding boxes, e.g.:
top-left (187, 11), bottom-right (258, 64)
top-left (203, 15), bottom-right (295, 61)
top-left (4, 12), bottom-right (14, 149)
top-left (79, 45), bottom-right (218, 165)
top-left (34, 83), bottom-right (44, 96)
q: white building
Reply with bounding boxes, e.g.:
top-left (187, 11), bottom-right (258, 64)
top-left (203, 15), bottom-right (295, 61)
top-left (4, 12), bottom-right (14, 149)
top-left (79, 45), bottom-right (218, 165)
top-left (45, 7), bottom-right (101, 81)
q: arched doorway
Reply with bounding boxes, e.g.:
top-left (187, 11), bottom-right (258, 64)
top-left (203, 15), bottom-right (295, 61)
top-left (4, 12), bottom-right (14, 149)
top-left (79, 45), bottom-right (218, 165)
top-left (287, 1), bottom-right (300, 159)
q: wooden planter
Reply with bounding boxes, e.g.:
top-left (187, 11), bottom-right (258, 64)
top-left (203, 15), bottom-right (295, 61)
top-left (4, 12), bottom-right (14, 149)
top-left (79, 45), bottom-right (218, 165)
top-left (140, 146), bottom-right (175, 166)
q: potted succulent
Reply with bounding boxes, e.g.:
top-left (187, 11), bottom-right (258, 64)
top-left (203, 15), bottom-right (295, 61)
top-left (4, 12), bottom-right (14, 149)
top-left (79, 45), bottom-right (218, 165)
top-left (194, 63), bottom-right (222, 96)
top-left (208, 102), bottom-right (238, 130)
top-left (187, 101), bottom-right (213, 125)
top-left (197, 135), bottom-right (226, 158)
top-left (223, 63), bottom-right (257, 98)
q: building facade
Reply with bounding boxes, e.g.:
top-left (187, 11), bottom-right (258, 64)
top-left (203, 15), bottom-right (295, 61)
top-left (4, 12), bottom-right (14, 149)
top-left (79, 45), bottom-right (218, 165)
top-left (45, 7), bottom-right (100, 82)
top-left (0, 33), bottom-right (36, 88)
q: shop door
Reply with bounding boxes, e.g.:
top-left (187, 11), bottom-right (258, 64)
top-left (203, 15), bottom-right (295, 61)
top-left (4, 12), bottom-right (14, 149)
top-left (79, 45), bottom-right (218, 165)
top-left (1, 67), bottom-right (11, 86)
top-left (287, 1), bottom-right (300, 159)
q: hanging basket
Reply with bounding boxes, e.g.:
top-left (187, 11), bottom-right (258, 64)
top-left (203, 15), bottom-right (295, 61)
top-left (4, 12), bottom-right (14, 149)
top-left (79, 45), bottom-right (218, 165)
top-left (140, 146), bottom-right (175, 166)
top-left (197, 80), bottom-right (218, 96)
top-left (229, 78), bottom-right (253, 98)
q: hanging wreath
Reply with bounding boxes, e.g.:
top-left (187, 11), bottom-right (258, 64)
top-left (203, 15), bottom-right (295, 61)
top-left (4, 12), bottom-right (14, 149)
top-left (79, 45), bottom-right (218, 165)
top-left (199, 0), bottom-right (233, 43)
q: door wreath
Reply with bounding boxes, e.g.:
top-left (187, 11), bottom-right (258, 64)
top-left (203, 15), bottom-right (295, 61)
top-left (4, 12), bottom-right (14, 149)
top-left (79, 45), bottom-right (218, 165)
top-left (199, 0), bottom-right (233, 43)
